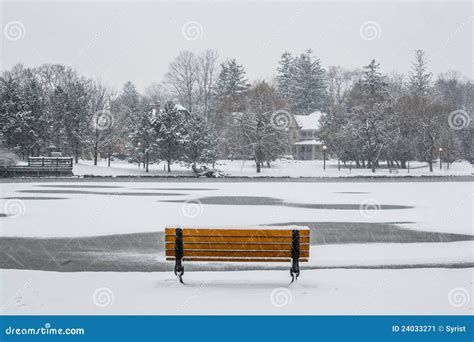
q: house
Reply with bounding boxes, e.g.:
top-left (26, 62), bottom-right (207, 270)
top-left (290, 111), bottom-right (325, 160)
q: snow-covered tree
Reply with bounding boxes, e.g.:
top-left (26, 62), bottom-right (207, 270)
top-left (198, 50), bottom-right (219, 120)
top-left (119, 81), bottom-right (144, 165)
top-left (183, 114), bottom-right (219, 168)
top-left (84, 81), bottom-right (116, 165)
top-left (238, 82), bottom-right (289, 173)
top-left (345, 60), bottom-right (397, 172)
top-left (216, 59), bottom-right (249, 98)
top-left (0, 66), bottom-right (51, 158)
top-left (408, 49), bottom-right (432, 97)
top-left (290, 49), bottom-right (328, 114)
top-left (153, 101), bottom-right (187, 172)
top-left (276, 52), bottom-right (294, 100)
top-left (164, 51), bottom-right (201, 114)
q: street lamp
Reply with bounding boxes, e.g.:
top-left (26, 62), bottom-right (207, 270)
top-left (137, 142), bottom-right (141, 168)
top-left (439, 147), bottom-right (443, 170)
top-left (323, 145), bottom-right (327, 170)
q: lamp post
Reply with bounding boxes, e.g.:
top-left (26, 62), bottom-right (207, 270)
top-left (145, 148), bottom-right (149, 173)
top-left (137, 142), bottom-right (141, 168)
top-left (323, 145), bottom-right (327, 170)
top-left (439, 147), bottom-right (443, 170)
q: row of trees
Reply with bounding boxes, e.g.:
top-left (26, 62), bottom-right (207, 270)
top-left (319, 50), bottom-right (473, 172)
top-left (0, 49), bottom-right (472, 173)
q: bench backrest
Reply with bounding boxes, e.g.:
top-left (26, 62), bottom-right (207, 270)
top-left (165, 227), bottom-right (310, 262)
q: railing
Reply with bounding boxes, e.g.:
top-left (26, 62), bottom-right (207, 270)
top-left (27, 157), bottom-right (73, 168)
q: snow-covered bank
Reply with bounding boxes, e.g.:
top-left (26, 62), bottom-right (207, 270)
top-left (1, 268), bottom-right (471, 315)
top-left (72, 159), bottom-right (473, 178)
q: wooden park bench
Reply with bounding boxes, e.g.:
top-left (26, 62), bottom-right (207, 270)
top-left (1, 157), bottom-right (74, 177)
top-left (165, 226), bottom-right (310, 283)
top-left (28, 157), bottom-right (73, 168)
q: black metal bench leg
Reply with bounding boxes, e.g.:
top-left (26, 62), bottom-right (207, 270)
top-left (290, 230), bottom-right (300, 283)
top-left (175, 228), bottom-right (185, 284)
top-left (174, 258), bottom-right (184, 284)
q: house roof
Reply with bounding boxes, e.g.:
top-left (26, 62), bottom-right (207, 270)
top-left (294, 111), bottom-right (323, 130)
top-left (294, 139), bottom-right (324, 146)
top-left (175, 104), bottom-right (187, 112)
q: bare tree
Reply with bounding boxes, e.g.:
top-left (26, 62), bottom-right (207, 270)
top-left (86, 81), bottom-right (116, 165)
top-left (327, 66), bottom-right (361, 111)
top-left (198, 50), bottom-right (219, 120)
top-left (164, 51), bottom-right (201, 113)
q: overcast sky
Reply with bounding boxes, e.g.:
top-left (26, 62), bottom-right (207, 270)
top-left (1, 1), bottom-right (472, 91)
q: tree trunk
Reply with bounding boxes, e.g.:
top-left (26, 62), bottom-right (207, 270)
top-left (145, 152), bottom-right (149, 173)
top-left (93, 147), bottom-right (98, 166)
top-left (429, 161), bottom-right (433, 172)
top-left (167, 160), bottom-right (171, 172)
top-left (401, 160), bottom-right (406, 169)
top-left (256, 160), bottom-right (261, 173)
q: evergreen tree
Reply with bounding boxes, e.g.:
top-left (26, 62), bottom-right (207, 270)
top-left (128, 107), bottom-right (155, 171)
top-left (346, 60), bottom-right (394, 173)
top-left (0, 70), bottom-right (50, 158)
top-left (153, 101), bottom-right (187, 172)
top-left (120, 81), bottom-right (144, 164)
top-left (276, 52), bottom-right (294, 100)
top-left (290, 49), bottom-right (327, 114)
top-left (183, 114), bottom-right (219, 167)
top-left (52, 77), bottom-right (89, 163)
top-left (216, 59), bottom-right (249, 97)
top-left (408, 50), bottom-right (432, 97)
top-left (360, 59), bottom-right (388, 100)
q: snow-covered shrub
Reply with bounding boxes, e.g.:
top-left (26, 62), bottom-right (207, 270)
top-left (0, 148), bottom-right (19, 168)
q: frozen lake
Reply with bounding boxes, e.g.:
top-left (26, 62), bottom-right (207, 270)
top-left (0, 178), bottom-right (472, 314)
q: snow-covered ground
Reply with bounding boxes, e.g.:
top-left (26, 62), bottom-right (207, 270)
top-left (0, 179), bottom-right (472, 315)
top-left (1, 268), bottom-right (471, 315)
top-left (72, 158), bottom-right (473, 178)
